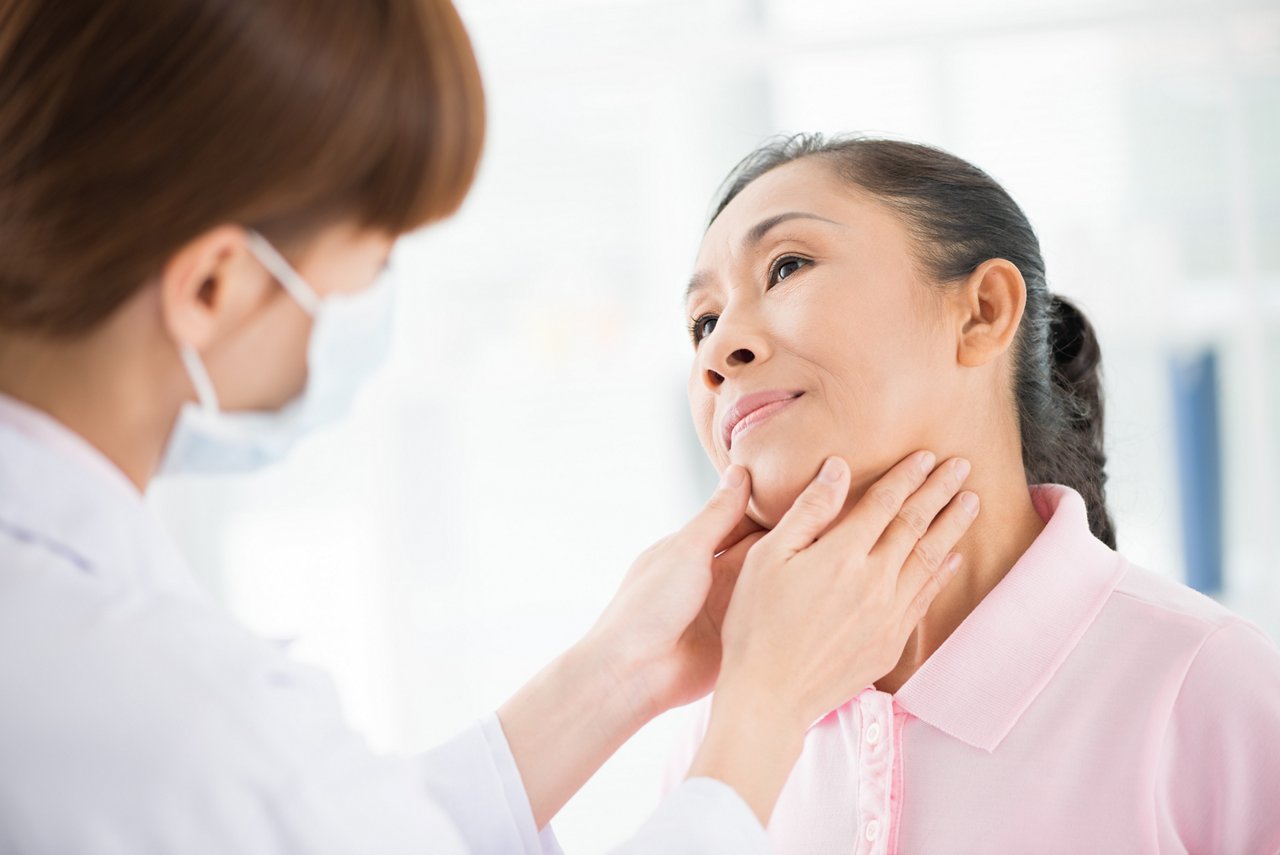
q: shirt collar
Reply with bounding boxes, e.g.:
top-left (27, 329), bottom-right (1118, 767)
top-left (0, 392), bottom-right (204, 600)
top-left (0, 391), bottom-right (140, 498)
top-left (892, 484), bottom-right (1127, 752)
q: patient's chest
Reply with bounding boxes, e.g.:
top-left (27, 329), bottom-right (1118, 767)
top-left (768, 690), bottom-right (902, 854)
top-left (767, 687), bottom-right (1161, 855)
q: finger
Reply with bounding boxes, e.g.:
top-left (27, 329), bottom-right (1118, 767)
top-left (757, 457), bottom-right (851, 555)
top-left (706, 530), bottom-right (767, 630)
top-left (898, 552), bottom-right (964, 635)
top-left (819, 450), bottom-right (936, 556)
top-left (714, 514), bottom-right (767, 556)
top-left (678, 464), bottom-right (753, 553)
top-left (714, 529), bottom-right (765, 573)
top-left (873, 456), bottom-right (972, 567)
top-left (895, 490), bottom-right (979, 603)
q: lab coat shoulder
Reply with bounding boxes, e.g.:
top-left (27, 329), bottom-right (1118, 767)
top-left (0, 529), bottom-right (471, 855)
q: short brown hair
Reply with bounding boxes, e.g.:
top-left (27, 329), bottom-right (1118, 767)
top-left (0, 0), bottom-right (485, 334)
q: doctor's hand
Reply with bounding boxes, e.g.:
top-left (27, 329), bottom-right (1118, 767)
top-left (497, 466), bottom-right (761, 827)
top-left (575, 464), bottom-right (768, 723)
top-left (689, 451), bottom-right (978, 826)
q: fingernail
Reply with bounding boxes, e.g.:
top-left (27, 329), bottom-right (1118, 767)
top-left (944, 553), bottom-right (963, 574)
top-left (952, 458), bottom-right (971, 481)
top-left (917, 451), bottom-right (936, 475)
top-left (820, 457), bottom-right (845, 483)
top-left (960, 491), bottom-right (980, 515)
top-left (719, 465), bottom-right (746, 489)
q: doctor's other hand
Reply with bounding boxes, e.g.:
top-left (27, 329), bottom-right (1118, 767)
top-left (689, 451), bottom-right (979, 826)
top-left (583, 464), bottom-right (764, 723)
top-left (497, 465), bottom-right (764, 829)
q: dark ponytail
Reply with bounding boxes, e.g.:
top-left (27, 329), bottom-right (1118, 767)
top-left (1043, 295), bottom-right (1115, 547)
top-left (710, 134), bottom-right (1116, 548)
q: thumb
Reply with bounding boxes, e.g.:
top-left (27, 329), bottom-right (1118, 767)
top-left (679, 465), bottom-right (752, 553)
top-left (760, 457), bottom-right (851, 555)
top-left (706, 530), bottom-right (765, 632)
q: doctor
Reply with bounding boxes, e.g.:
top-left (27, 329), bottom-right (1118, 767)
top-left (0, 1), bottom-right (980, 852)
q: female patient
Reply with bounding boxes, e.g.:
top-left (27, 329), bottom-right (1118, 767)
top-left (670, 135), bottom-right (1280, 853)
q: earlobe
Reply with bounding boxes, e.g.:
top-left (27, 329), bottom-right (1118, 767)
top-left (956, 258), bottom-right (1027, 368)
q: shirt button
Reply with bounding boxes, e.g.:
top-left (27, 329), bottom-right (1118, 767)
top-left (865, 721), bottom-right (882, 745)
top-left (865, 819), bottom-right (881, 842)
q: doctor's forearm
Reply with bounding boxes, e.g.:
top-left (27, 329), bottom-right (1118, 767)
top-left (497, 635), bottom-right (655, 828)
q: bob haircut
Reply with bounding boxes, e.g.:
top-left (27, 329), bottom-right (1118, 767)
top-left (0, 0), bottom-right (485, 333)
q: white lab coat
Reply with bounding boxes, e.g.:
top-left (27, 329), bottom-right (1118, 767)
top-left (0, 394), bottom-right (768, 855)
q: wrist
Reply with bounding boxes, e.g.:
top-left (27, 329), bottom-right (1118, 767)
top-left (718, 688), bottom-right (808, 748)
top-left (688, 681), bottom-right (808, 827)
top-left (712, 667), bottom-right (809, 737)
top-left (498, 635), bottom-right (661, 827)
top-left (569, 631), bottom-right (663, 731)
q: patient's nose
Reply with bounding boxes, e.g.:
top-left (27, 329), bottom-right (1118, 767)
top-left (704, 347), bottom-right (756, 389)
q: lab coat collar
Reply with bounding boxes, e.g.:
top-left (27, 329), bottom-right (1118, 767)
top-left (0, 392), bottom-right (205, 600)
top-left (891, 484), bottom-right (1128, 753)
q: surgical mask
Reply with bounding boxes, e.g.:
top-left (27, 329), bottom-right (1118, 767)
top-left (159, 230), bottom-right (395, 476)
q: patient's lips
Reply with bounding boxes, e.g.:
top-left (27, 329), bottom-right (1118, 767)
top-left (722, 389), bottom-right (804, 451)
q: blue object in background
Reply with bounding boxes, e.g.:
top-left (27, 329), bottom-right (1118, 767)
top-left (1168, 349), bottom-right (1224, 595)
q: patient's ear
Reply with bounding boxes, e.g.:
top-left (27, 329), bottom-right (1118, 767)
top-left (954, 258), bottom-right (1026, 368)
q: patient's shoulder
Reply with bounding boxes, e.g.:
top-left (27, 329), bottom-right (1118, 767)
top-left (1108, 561), bottom-right (1280, 686)
top-left (1111, 561), bottom-right (1241, 630)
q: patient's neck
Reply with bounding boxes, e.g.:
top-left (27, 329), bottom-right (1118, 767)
top-left (873, 439), bottom-right (1046, 696)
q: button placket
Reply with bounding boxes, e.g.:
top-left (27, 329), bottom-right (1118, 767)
top-left (854, 690), bottom-right (895, 855)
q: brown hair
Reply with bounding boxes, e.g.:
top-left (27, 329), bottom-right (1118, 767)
top-left (0, 0), bottom-right (485, 334)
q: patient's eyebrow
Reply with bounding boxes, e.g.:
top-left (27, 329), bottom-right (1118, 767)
top-left (684, 211), bottom-right (846, 306)
top-left (684, 270), bottom-right (712, 305)
top-left (744, 211), bottom-right (844, 249)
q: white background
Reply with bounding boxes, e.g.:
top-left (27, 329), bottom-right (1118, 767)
top-left (150, 0), bottom-right (1280, 850)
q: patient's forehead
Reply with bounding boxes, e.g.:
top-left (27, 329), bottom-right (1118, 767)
top-left (695, 158), bottom-right (902, 270)
top-left (705, 160), bottom-right (836, 238)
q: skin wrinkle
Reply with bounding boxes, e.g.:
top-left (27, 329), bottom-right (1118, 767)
top-left (685, 158), bottom-right (1046, 693)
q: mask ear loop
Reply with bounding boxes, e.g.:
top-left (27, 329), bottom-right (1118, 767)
top-left (172, 231), bottom-right (322, 420)
top-left (179, 345), bottom-right (221, 413)
top-left (244, 229), bottom-right (322, 316)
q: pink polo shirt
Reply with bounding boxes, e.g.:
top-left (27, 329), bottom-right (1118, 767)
top-left (669, 485), bottom-right (1280, 854)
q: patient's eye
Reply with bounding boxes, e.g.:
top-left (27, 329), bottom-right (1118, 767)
top-left (689, 314), bottom-right (718, 345)
top-left (769, 255), bottom-right (809, 286)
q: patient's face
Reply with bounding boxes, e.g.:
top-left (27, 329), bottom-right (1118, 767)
top-left (686, 158), bottom-right (958, 527)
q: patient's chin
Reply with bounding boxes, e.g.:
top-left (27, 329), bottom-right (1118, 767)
top-left (739, 445), bottom-right (908, 530)
top-left (744, 465), bottom-right (814, 530)
top-left (746, 494), bottom-right (790, 530)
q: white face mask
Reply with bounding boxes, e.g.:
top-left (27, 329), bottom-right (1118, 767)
top-left (158, 230), bottom-right (396, 476)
